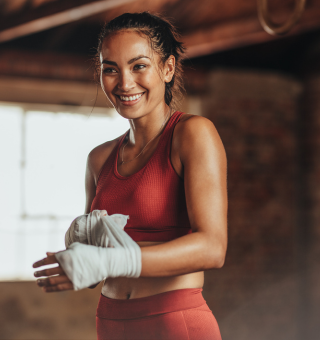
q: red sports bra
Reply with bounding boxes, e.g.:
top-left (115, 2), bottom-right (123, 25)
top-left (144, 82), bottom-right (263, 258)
top-left (90, 111), bottom-right (192, 242)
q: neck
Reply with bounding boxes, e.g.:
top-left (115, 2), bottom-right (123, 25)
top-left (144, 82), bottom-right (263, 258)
top-left (127, 104), bottom-right (172, 149)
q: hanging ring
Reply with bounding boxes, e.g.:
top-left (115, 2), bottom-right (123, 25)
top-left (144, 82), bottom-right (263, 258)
top-left (257, 0), bottom-right (306, 36)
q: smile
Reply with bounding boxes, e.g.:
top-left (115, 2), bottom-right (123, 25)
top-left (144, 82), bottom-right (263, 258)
top-left (119, 93), bottom-right (144, 101)
top-left (116, 92), bottom-right (145, 106)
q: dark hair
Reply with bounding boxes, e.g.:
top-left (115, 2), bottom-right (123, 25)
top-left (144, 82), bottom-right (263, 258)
top-left (94, 12), bottom-right (185, 110)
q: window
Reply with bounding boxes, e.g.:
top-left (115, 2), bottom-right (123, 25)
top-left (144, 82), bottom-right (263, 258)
top-left (0, 103), bottom-right (129, 280)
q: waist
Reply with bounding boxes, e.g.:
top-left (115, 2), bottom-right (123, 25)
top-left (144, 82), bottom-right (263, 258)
top-left (96, 288), bottom-right (206, 320)
top-left (101, 241), bottom-right (204, 300)
top-left (101, 271), bottom-right (204, 301)
top-left (125, 227), bottom-right (192, 242)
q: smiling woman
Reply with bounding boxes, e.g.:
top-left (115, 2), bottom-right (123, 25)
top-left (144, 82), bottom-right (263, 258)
top-left (98, 32), bottom-right (176, 120)
top-left (33, 12), bottom-right (227, 340)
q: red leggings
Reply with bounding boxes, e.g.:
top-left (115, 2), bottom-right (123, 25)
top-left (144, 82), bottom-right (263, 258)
top-left (96, 288), bottom-right (222, 340)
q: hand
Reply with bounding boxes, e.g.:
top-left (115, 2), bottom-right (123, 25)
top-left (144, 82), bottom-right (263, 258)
top-left (33, 252), bottom-right (74, 292)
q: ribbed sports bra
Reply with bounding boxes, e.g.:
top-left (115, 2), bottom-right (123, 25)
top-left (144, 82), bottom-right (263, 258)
top-left (90, 111), bottom-right (192, 242)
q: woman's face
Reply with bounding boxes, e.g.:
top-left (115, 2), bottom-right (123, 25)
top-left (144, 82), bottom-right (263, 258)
top-left (99, 30), bottom-right (174, 119)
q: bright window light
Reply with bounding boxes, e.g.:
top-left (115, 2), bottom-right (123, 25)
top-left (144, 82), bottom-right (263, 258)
top-left (0, 103), bottom-right (129, 280)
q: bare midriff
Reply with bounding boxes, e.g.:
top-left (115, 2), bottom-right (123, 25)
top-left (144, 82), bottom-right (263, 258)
top-left (101, 241), bottom-right (204, 300)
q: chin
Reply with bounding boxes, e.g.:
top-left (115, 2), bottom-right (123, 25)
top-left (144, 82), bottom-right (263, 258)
top-left (115, 106), bottom-right (144, 120)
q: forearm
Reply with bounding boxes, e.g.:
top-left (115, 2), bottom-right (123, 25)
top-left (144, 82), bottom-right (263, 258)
top-left (140, 232), bottom-right (226, 277)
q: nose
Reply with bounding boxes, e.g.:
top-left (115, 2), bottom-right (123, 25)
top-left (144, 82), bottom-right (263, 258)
top-left (117, 70), bottom-right (135, 92)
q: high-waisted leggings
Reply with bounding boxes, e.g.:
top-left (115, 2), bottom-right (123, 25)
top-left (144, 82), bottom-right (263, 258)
top-left (96, 288), bottom-right (222, 340)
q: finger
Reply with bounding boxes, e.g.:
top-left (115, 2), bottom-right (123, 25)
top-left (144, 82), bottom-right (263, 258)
top-left (42, 282), bottom-right (74, 292)
top-left (34, 266), bottom-right (63, 278)
top-left (33, 254), bottom-right (57, 268)
top-left (37, 274), bottom-right (71, 287)
top-left (46, 252), bottom-right (55, 256)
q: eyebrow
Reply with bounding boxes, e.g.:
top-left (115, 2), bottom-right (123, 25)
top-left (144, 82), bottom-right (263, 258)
top-left (102, 55), bottom-right (150, 66)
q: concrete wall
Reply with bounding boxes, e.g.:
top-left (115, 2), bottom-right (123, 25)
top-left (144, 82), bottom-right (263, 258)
top-left (0, 281), bottom-right (102, 340)
top-left (0, 76), bottom-right (112, 108)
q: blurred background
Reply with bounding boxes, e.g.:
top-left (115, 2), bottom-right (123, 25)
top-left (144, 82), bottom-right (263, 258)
top-left (0, 0), bottom-right (320, 339)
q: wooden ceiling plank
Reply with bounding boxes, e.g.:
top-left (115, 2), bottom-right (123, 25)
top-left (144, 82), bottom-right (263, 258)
top-left (2, 0), bottom-right (28, 15)
top-left (0, 0), bottom-right (139, 43)
top-left (32, 0), bottom-right (57, 8)
top-left (43, 22), bottom-right (80, 50)
top-left (183, 6), bottom-right (320, 58)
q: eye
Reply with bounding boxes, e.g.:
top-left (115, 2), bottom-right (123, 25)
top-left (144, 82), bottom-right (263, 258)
top-left (133, 64), bottom-right (146, 71)
top-left (103, 67), bottom-right (117, 74)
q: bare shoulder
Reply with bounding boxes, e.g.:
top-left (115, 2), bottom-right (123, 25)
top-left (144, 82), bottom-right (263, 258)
top-left (174, 113), bottom-right (226, 160)
top-left (86, 136), bottom-right (122, 184)
top-left (176, 113), bottom-right (216, 134)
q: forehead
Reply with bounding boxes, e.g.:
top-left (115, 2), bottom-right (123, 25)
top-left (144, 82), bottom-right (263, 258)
top-left (100, 30), bottom-right (153, 62)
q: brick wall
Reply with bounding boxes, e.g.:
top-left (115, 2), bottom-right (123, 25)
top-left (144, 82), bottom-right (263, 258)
top-left (304, 71), bottom-right (320, 340)
top-left (200, 69), bottom-right (303, 340)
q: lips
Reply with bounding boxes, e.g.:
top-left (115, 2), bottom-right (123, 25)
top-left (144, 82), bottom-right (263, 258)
top-left (119, 93), bottom-right (143, 101)
top-left (116, 92), bottom-right (145, 106)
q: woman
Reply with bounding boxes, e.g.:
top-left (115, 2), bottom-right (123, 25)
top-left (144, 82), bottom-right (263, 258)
top-left (33, 12), bottom-right (228, 340)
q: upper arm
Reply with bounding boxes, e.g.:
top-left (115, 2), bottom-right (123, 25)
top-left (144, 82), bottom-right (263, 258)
top-left (84, 139), bottom-right (119, 214)
top-left (177, 116), bottom-right (228, 252)
top-left (84, 152), bottom-right (97, 214)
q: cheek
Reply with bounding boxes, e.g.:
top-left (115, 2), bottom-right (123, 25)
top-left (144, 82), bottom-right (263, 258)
top-left (140, 70), bottom-right (164, 93)
top-left (100, 75), bottom-right (115, 94)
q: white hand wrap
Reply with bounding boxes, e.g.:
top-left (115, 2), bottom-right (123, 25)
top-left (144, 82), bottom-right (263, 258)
top-left (64, 210), bottom-right (129, 248)
top-left (55, 210), bottom-right (142, 291)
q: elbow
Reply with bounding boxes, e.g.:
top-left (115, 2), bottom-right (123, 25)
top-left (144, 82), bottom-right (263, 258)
top-left (206, 243), bottom-right (227, 269)
top-left (197, 232), bottom-right (227, 271)
top-left (214, 252), bottom-right (225, 269)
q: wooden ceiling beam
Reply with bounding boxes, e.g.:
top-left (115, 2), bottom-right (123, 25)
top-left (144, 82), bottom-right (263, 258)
top-left (183, 5), bottom-right (320, 58)
top-left (0, 0), bottom-right (139, 43)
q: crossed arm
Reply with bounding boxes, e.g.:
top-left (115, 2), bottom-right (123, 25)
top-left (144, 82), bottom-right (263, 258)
top-left (33, 116), bottom-right (228, 292)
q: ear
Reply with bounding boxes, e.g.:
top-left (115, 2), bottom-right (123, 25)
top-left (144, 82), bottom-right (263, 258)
top-left (163, 55), bottom-right (175, 83)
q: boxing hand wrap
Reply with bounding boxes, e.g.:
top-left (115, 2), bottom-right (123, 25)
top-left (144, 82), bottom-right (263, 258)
top-left (65, 210), bottom-right (129, 248)
top-left (55, 210), bottom-right (141, 291)
top-left (55, 241), bottom-right (141, 291)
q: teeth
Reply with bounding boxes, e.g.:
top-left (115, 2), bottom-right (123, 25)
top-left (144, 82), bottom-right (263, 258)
top-left (120, 93), bottom-right (143, 101)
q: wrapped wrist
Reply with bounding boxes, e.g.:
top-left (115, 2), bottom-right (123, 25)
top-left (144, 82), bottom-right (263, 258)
top-left (55, 242), bottom-right (141, 290)
top-left (56, 210), bottom-right (139, 291)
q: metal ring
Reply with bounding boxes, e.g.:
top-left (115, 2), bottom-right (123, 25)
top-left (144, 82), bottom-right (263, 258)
top-left (257, 0), bottom-right (306, 35)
